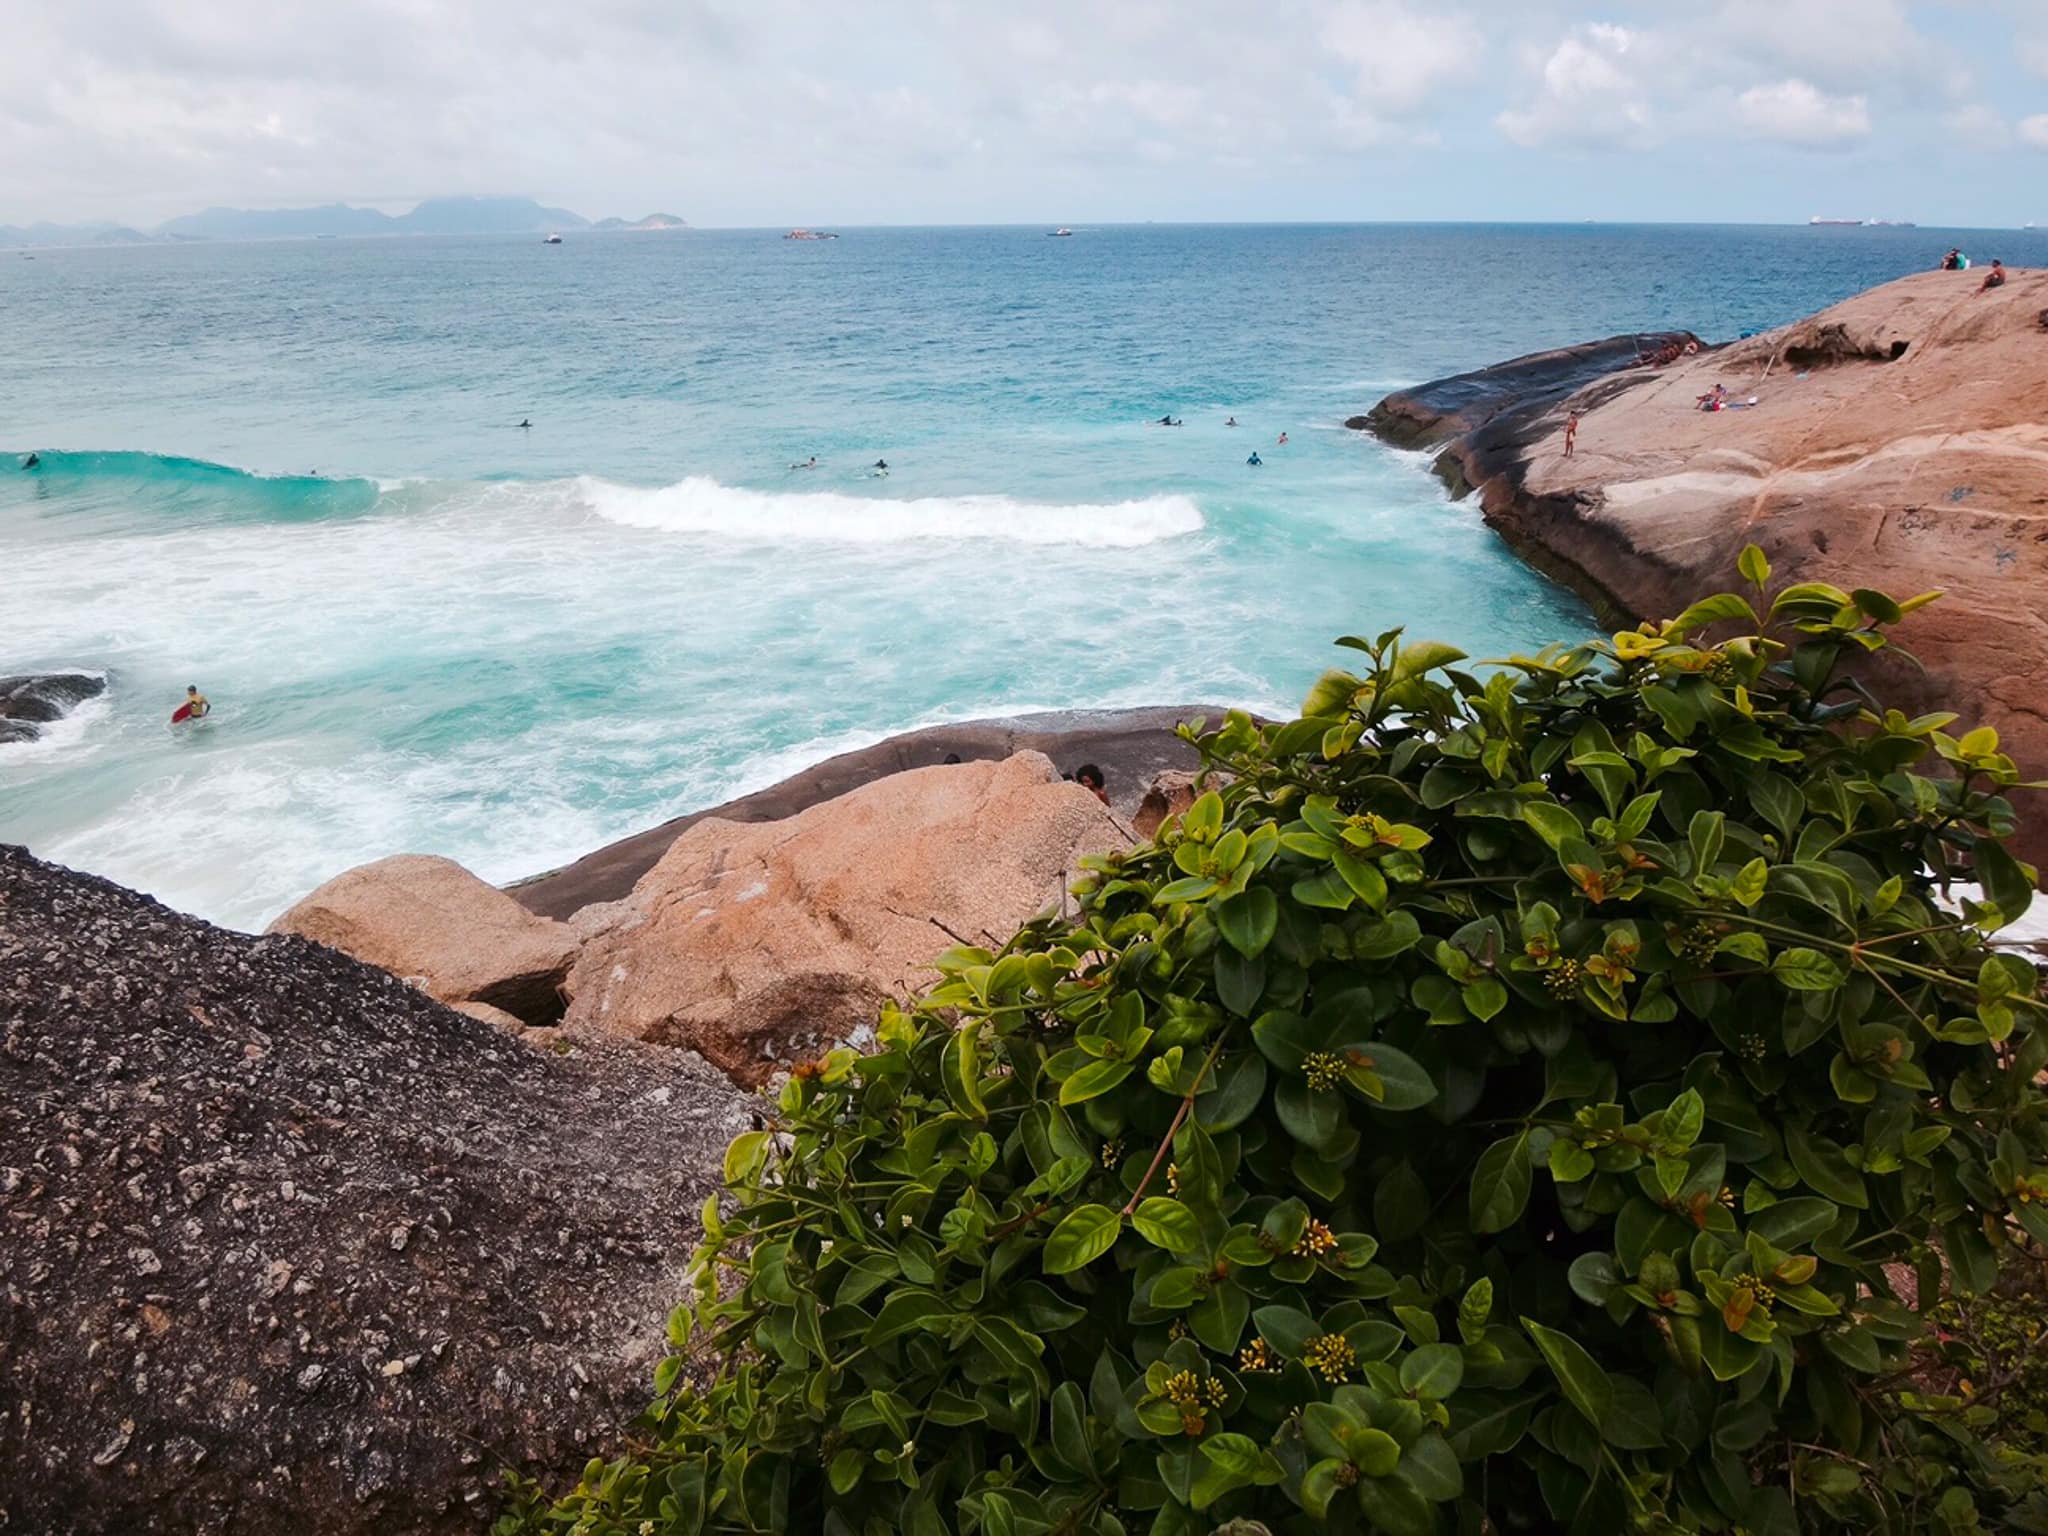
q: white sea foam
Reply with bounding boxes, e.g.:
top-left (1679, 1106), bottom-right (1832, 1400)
top-left (0, 692), bottom-right (112, 766)
top-left (573, 475), bottom-right (1204, 548)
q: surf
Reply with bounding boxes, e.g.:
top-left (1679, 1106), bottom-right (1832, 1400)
top-left (572, 475), bottom-right (1206, 548)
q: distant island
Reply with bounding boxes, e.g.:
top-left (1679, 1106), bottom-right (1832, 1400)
top-left (0, 196), bottom-right (689, 249)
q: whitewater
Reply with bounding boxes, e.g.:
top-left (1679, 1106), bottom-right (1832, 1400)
top-left (4, 221), bottom-right (1996, 928)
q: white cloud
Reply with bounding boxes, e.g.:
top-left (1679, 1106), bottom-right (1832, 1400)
top-left (1734, 79), bottom-right (1871, 147)
top-left (1944, 104), bottom-right (2006, 142)
top-left (2021, 115), bottom-right (2048, 151)
top-left (1322, 1), bottom-right (1482, 118)
top-left (1496, 25), bottom-right (1655, 149)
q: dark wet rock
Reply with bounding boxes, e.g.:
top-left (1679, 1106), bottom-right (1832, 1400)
top-left (1345, 331), bottom-right (1700, 452)
top-left (0, 671), bottom-right (106, 742)
top-left (510, 705), bottom-right (1214, 921)
top-left (0, 843), bottom-right (753, 1534)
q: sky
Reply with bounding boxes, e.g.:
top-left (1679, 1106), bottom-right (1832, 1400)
top-left (1, 0), bottom-right (2044, 229)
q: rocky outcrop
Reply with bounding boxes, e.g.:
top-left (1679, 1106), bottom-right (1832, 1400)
top-left (1353, 270), bottom-right (2048, 864)
top-left (1345, 331), bottom-right (1698, 451)
top-left (509, 705), bottom-right (1209, 920)
top-left (1132, 769), bottom-right (1205, 840)
top-left (0, 843), bottom-right (752, 1535)
top-left (0, 670), bottom-right (105, 744)
top-left (563, 752), bottom-right (1129, 1082)
top-left (269, 855), bottom-right (577, 1026)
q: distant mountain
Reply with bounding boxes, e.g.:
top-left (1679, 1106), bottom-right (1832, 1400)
top-left (1, 197), bottom-right (684, 246)
top-left (393, 196), bottom-right (590, 235)
top-left (0, 220), bottom-right (150, 249)
top-left (156, 202), bottom-right (396, 240)
top-left (591, 213), bottom-right (690, 231)
top-left (154, 197), bottom-right (590, 240)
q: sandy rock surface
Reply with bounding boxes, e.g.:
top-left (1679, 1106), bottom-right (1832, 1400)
top-left (564, 751), bottom-right (1130, 1081)
top-left (0, 844), bottom-right (752, 1534)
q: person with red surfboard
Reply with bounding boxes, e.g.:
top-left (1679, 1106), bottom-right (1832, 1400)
top-left (171, 685), bottom-right (210, 725)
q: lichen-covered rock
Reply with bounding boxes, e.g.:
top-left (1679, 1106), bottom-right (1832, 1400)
top-left (563, 752), bottom-right (1129, 1082)
top-left (270, 854), bottom-right (576, 1025)
top-left (0, 844), bottom-right (753, 1535)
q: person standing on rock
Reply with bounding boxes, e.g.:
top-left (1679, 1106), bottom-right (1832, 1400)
top-left (1564, 411), bottom-right (1580, 458)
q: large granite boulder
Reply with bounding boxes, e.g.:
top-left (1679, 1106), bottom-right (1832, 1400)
top-left (0, 844), bottom-right (752, 1534)
top-left (270, 855), bottom-right (576, 1025)
top-left (0, 670), bottom-right (106, 744)
top-left (563, 751), bottom-right (1130, 1082)
top-left (510, 705), bottom-right (1209, 920)
top-left (1355, 269), bottom-right (2048, 867)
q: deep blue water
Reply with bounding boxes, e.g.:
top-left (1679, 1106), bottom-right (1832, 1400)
top-left (5, 221), bottom-right (2037, 927)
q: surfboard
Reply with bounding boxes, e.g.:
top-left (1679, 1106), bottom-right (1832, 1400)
top-left (171, 703), bottom-right (193, 723)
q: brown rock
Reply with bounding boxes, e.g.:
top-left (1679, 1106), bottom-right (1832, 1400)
top-left (509, 705), bottom-right (1212, 920)
top-left (1365, 270), bottom-right (2048, 866)
top-left (269, 854), bottom-right (576, 1025)
top-left (565, 752), bottom-right (1129, 1081)
top-left (1132, 769), bottom-right (1206, 839)
top-left (452, 999), bottom-right (525, 1032)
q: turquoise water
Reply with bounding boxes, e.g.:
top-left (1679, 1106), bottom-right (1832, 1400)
top-left (6, 222), bottom-right (2035, 929)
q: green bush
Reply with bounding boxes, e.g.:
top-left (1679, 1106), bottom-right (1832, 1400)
top-left (503, 552), bottom-right (2048, 1535)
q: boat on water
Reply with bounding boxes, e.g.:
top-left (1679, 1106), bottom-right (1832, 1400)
top-left (1809, 217), bottom-right (1863, 226)
top-left (1048, 227), bottom-right (1073, 237)
top-left (543, 232), bottom-right (563, 244)
top-left (783, 228), bottom-right (838, 241)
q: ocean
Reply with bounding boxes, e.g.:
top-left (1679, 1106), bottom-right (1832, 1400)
top-left (6, 221), bottom-right (2038, 930)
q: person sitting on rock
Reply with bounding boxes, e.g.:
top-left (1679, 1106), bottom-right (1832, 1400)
top-left (1940, 249), bottom-right (1962, 272)
top-left (1073, 764), bottom-right (1109, 806)
top-left (1981, 260), bottom-right (2006, 292)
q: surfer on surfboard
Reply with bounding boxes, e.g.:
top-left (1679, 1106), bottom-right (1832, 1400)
top-left (171, 685), bottom-right (210, 724)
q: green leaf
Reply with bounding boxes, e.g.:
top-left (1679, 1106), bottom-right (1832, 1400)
top-left (1783, 1126), bottom-right (1868, 1209)
top-left (1331, 847), bottom-right (1390, 909)
top-left (1771, 947), bottom-right (1846, 992)
top-left (1352, 1043), bottom-right (1438, 1111)
top-left (1352, 1426), bottom-right (1403, 1479)
top-left (1731, 858), bottom-right (1768, 907)
top-left (1199, 1432), bottom-right (1264, 1479)
top-left (1042, 1204), bottom-right (1123, 1274)
top-left (1131, 1197), bottom-right (1201, 1254)
top-left (1670, 592), bottom-right (1758, 635)
top-left (1975, 840), bottom-right (2035, 930)
top-left (865, 1291), bottom-right (952, 1345)
top-left (1471, 1132), bottom-right (1533, 1234)
top-left (1215, 887), bottom-right (1279, 958)
top-left (1688, 810), bottom-right (1726, 876)
top-left (1400, 1342), bottom-right (1466, 1400)
top-left (1059, 1057), bottom-right (1136, 1106)
top-left (1523, 802), bottom-right (1584, 851)
top-left (1523, 1318), bottom-right (1614, 1431)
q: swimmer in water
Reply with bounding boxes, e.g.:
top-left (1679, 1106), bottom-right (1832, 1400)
top-left (22, 453), bottom-right (38, 469)
top-left (790, 455), bottom-right (818, 470)
top-left (1246, 452), bottom-right (1263, 467)
top-left (874, 459), bottom-right (889, 470)
top-left (518, 418), bottom-right (531, 429)
top-left (1277, 432), bottom-right (1288, 446)
top-left (1225, 416), bottom-right (1237, 427)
